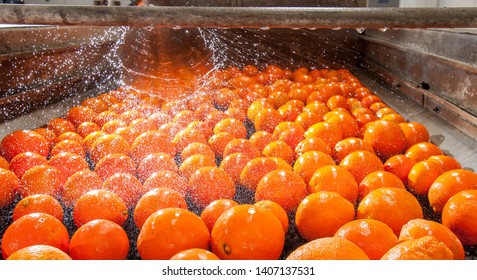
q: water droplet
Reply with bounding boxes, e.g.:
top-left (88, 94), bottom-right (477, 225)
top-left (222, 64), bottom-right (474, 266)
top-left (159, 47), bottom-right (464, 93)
top-left (355, 27), bottom-right (366, 34)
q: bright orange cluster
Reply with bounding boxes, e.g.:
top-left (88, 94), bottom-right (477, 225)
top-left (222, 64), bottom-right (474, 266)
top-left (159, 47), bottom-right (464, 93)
top-left (0, 65), bottom-right (476, 260)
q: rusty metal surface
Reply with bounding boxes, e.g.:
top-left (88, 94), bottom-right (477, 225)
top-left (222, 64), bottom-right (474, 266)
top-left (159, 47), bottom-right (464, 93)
top-left (0, 5), bottom-right (476, 29)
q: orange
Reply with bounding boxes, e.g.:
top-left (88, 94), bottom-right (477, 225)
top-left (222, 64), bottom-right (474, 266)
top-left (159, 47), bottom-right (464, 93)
top-left (294, 137), bottom-right (332, 159)
top-left (73, 189), bottom-right (128, 228)
top-left (48, 152), bottom-right (90, 180)
top-left (325, 113), bottom-right (359, 138)
top-left (295, 110), bottom-right (323, 131)
top-left (405, 142), bottom-right (443, 163)
top-left (137, 208), bottom-right (210, 260)
top-left (204, 110), bottom-right (228, 129)
top-left (0, 130), bottom-right (49, 161)
top-left (357, 187), bottom-right (423, 235)
top-left (381, 236), bottom-right (453, 260)
top-left (81, 97), bottom-right (108, 114)
top-left (399, 122), bottom-right (430, 150)
top-left (179, 154), bottom-right (216, 180)
top-left (9, 152), bottom-right (48, 180)
top-left (128, 118), bottom-right (158, 140)
top-left (102, 173), bottom-right (142, 208)
top-left (399, 218), bottom-right (465, 260)
top-left (293, 150), bottom-right (335, 185)
top-left (255, 169), bottom-right (308, 213)
top-left (249, 131), bottom-right (274, 152)
top-left (254, 199), bottom-right (289, 234)
top-left (339, 150), bottom-right (384, 184)
top-left (180, 142), bottom-right (215, 162)
top-left (186, 120), bottom-right (214, 139)
top-left (89, 133), bottom-right (131, 164)
top-left (142, 170), bottom-right (188, 196)
top-left (358, 170), bottom-right (406, 200)
top-left (219, 152), bottom-right (251, 185)
top-left (1, 213), bottom-right (69, 259)
top-left (134, 187), bottom-right (187, 229)
top-left (12, 194), bottom-right (63, 222)
top-left (101, 119), bottom-right (127, 134)
top-left (170, 248), bottom-right (220, 260)
top-left (94, 153), bottom-right (136, 181)
top-left (137, 152), bottom-right (178, 183)
top-left (208, 132), bottom-right (235, 158)
top-left (0, 155), bottom-right (9, 169)
top-left (211, 204), bottom-right (284, 260)
top-left (254, 108), bottom-right (283, 134)
top-left (188, 166), bottom-right (236, 209)
top-left (286, 237), bottom-right (369, 260)
top-left (275, 125), bottom-right (305, 151)
top-left (304, 121), bottom-right (343, 149)
top-left (47, 118), bottom-right (75, 137)
top-left (69, 219), bottom-right (129, 260)
top-left (32, 128), bottom-right (56, 150)
top-left (130, 130), bottom-right (175, 165)
top-left (66, 105), bottom-right (96, 127)
top-left (383, 154), bottom-right (416, 185)
top-left (173, 128), bottom-right (208, 155)
top-left (246, 98), bottom-right (273, 122)
top-left (428, 169), bottom-right (477, 213)
top-left (262, 140), bottom-right (294, 165)
top-left (19, 165), bottom-right (65, 199)
top-left (50, 139), bottom-right (86, 158)
top-left (213, 118), bottom-right (247, 139)
top-left (0, 168), bottom-right (20, 208)
top-left (81, 131), bottom-right (106, 153)
top-left (295, 191), bottom-right (355, 241)
top-left (442, 189), bottom-right (477, 246)
top-left (278, 99), bottom-right (304, 122)
top-left (407, 160), bottom-right (444, 195)
top-left (200, 198), bottom-right (239, 233)
top-left (303, 101), bottom-right (329, 118)
top-left (332, 137), bottom-right (374, 163)
top-left (54, 131), bottom-right (83, 145)
top-left (363, 120), bottom-right (406, 161)
top-left (239, 157), bottom-right (283, 191)
top-left (326, 95), bottom-right (348, 111)
top-left (62, 169), bottom-right (104, 208)
top-left (361, 95), bottom-right (382, 108)
top-left (267, 90), bottom-right (289, 109)
top-left (6, 244), bottom-right (72, 260)
top-left (427, 155), bottom-right (462, 172)
top-left (93, 110), bottom-right (120, 128)
top-left (308, 165), bottom-right (359, 204)
top-left (334, 219), bottom-right (398, 260)
top-left (223, 138), bottom-right (260, 159)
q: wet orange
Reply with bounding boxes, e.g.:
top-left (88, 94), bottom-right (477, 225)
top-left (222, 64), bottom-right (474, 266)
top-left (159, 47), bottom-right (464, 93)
top-left (239, 157), bottom-right (283, 191)
top-left (254, 108), bottom-right (283, 134)
top-left (399, 122), bottom-right (430, 150)
top-left (200, 198), bottom-right (239, 233)
top-left (94, 153), bottom-right (136, 181)
top-left (73, 189), bottom-right (128, 228)
top-left (208, 132), bottom-right (235, 158)
top-left (332, 137), bottom-right (374, 163)
top-left (262, 140), bottom-right (294, 165)
top-left (334, 219), bottom-right (399, 260)
top-left (359, 170), bottom-right (406, 200)
top-left (427, 155), bottom-right (462, 172)
top-left (69, 219), bottom-right (129, 260)
top-left (0, 155), bottom-right (9, 170)
top-left (407, 160), bottom-right (444, 195)
top-left (66, 105), bottom-right (96, 127)
top-left (383, 154), bottom-right (416, 185)
top-left (293, 150), bottom-right (335, 185)
top-left (295, 191), bottom-right (355, 241)
top-left (0, 168), bottom-right (20, 208)
top-left (9, 152), bottom-right (49, 180)
top-left (223, 138), bottom-right (260, 159)
top-left (400, 218), bottom-right (465, 260)
top-left (211, 204), bottom-right (284, 260)
top-left (47, 118), bottom-right (75, 137)
top-left (0, 130), bottom-right (49, 161)
top-left (308, 165), bottom-right (359, 204)
top-left (1, 213), bottom-right (69, 259)
top-left (62, 169), bottom-right (104, 208)
top-left (137, 152), bottom-right (178, 183)
top-left (19, 165), bottom-right (65, 199)
top-left (428, 169), bottom-right (477, 212)
top-left (179, 154), bottom-right (216, 180)
top-left (133, 187), bottom-right (187, 229)
top-left (294, 137), bottom-right (332, 159)
top-left (255, 169), bottom-right (308, 213)
top-left (90, 134), bottom-right (131, 164)
top-left (339, 150), bottom-right (384, 184)
top-left (304, 121), bottom-right (343, 149)
top-left (6, 245), bottom-right (72, 260)
top-left (442, 189), bottom-right (477, 246)
top-left (142, 170), bottom-right (188, 196)
top-left (131, 130), bottom-right (175, 164)
top-left (381, 236), bottom-right (453, 260)
top-left (137, 208), bottom-right (210, 260)
top-left (405, 142), bottom-right (443, 163)
top-left (219, 152), bottom-right (251, 185)
top-left (286, 237), bottom-right (369, 260)
top-left (12, 194), bottom-right (63, 222)
top-left (180, 142), bottom-right (215, 163)
top-left (188, 166), bottom-right (236, 209)
top-left (102, 173), bottom-right (142, 208)
top-left (363, 120), bottom-right (406, 161)
top-left (254, 199), bottom-right (289, 234)
top-left (357, 187), bottom-right (423, 236)
top-left (213, 117), bottom-right (247, 139)
top-left (50, 139), bottom-right (86, 158)
top-left (249, 131), bottom-right (274, 153)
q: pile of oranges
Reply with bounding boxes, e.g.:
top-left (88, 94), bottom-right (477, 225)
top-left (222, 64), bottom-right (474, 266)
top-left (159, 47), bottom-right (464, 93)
top-left (0, 65), bottom-right (476, 260)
